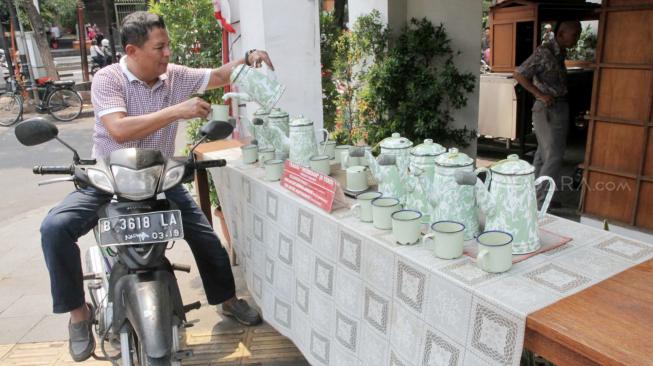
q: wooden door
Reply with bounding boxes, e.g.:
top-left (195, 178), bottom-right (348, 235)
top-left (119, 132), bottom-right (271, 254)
top-left (582, 0), bottom-right (653, 230)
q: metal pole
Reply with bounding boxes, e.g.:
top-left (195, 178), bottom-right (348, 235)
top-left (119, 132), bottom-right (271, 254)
top-left (0, 22), bottom-right (16, 76)
top-left (8, 0), bottom-right (40, 102)
top-left (100, 0), bottom-right (116, 63)
top-left (77, 1), bottom-right (89, 82)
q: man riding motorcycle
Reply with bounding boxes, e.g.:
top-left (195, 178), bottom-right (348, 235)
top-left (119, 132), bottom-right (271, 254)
top-left (39, 11), bottom-right (274, 361)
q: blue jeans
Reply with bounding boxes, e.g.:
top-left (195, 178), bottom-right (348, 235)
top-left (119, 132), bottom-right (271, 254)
top-left (40, 185), bottom-right (235, 313)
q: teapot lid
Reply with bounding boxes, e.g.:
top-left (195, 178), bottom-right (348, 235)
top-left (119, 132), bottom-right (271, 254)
top-left (254, 108), bottom-right (270, 117)
top-left (410, 139), bottom-right (446, 157)
top-left (268, 107), bottom-right (288, 119)
top-left (380, 133), bottom-right (413, 150)
top-left (289, 115), bottom-right (313, 127)
top-left (435, 148), bottom-right (473, 167)
top-left (491, 154), bottom-right (534, 175)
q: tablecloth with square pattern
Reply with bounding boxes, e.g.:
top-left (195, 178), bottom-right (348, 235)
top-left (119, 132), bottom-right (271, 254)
top-left (207, 153), bottom-right (653, 366)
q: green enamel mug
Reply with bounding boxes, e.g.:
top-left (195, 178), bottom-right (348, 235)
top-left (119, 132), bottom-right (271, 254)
top-left (477, 231), bottom-right (513, 273)
top-left (391, 210), bottom-right (423, 245)
top-left (371, 197), bottom-right (402, 230)
top-left (351, 191), bottom-right (383, 223)
top-left (264, 159), bottom-right (285, 181)
top-left (422, 221), bottom-right (465, 259)
top-left (241, 144), bottom-right (258, 164)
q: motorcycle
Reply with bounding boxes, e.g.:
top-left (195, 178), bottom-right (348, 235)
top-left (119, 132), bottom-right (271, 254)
top-left (15, 117), bottom-right (234, 365)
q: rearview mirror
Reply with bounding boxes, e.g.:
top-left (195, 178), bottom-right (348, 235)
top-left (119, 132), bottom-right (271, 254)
top-left (200, 120), bottom-right (234, 141)
top-left (15, 118), bottom-right (59, 146)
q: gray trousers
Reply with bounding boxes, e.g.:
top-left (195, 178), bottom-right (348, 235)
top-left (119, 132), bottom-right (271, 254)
top-left (532, 99), bottom-right (569, 202)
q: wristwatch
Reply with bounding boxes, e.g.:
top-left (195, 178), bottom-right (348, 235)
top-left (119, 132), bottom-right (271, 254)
top-left (245, 49), bottom-right (257, 66)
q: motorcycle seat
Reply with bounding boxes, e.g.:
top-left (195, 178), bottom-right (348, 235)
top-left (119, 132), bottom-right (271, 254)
top-left (53, 80), bottom-right (75, 87)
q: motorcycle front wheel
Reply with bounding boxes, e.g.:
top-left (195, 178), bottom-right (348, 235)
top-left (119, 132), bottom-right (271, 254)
top-left (131, 331), bottom-right (172, 366)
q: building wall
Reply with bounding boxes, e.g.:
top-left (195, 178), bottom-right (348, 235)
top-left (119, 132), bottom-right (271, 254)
top-left (349, 0), bottom-right (482, 155)
top-left (230, 0), bottom-right (324, 134)
top-left (406, 0), bottom-right (481, 155)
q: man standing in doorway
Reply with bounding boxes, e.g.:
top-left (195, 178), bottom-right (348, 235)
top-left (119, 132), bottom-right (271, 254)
top-left (514, 21), bottom-right (581, 205)
top-left (542, 23), bottom-right (555, 44)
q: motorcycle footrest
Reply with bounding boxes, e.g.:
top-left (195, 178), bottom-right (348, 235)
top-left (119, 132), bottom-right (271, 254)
top-left (173, 349), bottom-right (193, 361)
top-left (183, 301), bottom-right (201, 313)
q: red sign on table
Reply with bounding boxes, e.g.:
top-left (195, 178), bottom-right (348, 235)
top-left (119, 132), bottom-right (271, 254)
top-left (280, 160), bottom-right (345, 212)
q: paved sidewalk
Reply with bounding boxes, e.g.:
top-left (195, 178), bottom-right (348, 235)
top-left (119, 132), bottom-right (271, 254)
top-left (0, 122), bottom-right (307, 364)
top-left (0, 206), bottom-right (308, 365)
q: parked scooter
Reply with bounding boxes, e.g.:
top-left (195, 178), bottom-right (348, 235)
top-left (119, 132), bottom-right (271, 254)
top-left (15, 117), bottom-right (234, 365)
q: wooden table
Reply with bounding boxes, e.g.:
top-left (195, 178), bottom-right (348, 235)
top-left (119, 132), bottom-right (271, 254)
top-left (525, 259), bottom-right (653, 365)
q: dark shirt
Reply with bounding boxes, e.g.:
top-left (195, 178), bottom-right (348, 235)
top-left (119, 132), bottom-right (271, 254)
top-left (516, 39), bottom-right (568, 98)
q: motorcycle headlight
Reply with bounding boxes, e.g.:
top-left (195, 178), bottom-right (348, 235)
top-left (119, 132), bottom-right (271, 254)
top-left (111, 165), bottom-right (163, 200)
top-left (87, 168), bottom-right (114, 194)
top-left (161, 165), bottom-right (186, 191)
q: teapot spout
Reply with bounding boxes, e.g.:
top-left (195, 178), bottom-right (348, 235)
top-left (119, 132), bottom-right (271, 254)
top-left (365, 150), bottom-right (381, 179)
top-left (223, 92), bottom-right (252, 103)
top-left (454, 171), bottom-right (496, 216)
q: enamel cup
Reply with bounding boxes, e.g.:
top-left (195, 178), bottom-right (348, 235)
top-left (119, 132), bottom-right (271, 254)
top-left (391, 210), bottom-right (423, 245)
top-left (264, 159), bottom-right (285, 181)
top-left (309, 155), bottom-right (331, 175)
top-left (211, 104), bottom-right (229, 122)
top-left (476, 231), bottom-right (513, 273)
top-left (346, 166), bottom-right (369, 192)
top-left (371, 197), bottom-right (402, 230)
top-left (258, 147), bottom-right (275, 165)
top-left (241, 144), bottom-right (258, 164)
top-left (334, 145), bottom-right (351, 164)
top-left (351, 191), bottom-right (382, 222)
top-left (422, 221), bottom-right (465, 259)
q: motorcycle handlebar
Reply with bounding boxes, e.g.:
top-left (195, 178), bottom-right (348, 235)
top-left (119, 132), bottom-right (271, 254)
top-left (33, 165), bottom-right (75, 175)
top-left (193, 159), bottom-right (227, 169)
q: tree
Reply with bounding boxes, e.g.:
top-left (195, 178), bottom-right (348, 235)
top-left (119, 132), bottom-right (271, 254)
top-left (333, 0), bottom-right (346, 29)
top-left (17, 0), bottom-right (59, 80)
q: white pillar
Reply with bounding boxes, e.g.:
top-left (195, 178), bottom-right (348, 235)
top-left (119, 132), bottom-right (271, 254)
top-left (406, 0), bottom-right (482, 156)
top-left (232, 0), bottom-right (324, 132)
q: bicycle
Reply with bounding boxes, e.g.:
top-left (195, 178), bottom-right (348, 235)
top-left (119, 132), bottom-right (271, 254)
top-left (0, 74), bottom-right (83, 126)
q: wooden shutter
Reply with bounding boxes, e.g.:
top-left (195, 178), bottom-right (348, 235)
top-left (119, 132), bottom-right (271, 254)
top-left (582, 0), bottom-right (653, 229)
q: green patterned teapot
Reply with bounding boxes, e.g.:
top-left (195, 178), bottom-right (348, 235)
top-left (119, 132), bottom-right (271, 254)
top-left (365, 151), bottom-right (408, 203)
top-left (418, 148), bottom-right (489, 240)
top-left (379, 133), bottom-right (413, 171)
top-left (405, 139), bottom-right (446, 223)
top-left (264, 115), bottom-right (328, 167)
top-left (469, 154), bottom-right (555, 254)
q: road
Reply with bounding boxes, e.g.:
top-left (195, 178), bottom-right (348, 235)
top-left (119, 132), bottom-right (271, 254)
top-left (0, 116), bottom-right (95, 222)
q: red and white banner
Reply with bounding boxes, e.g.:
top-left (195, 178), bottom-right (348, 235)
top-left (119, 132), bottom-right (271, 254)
top-left (212, 0), bottom-right (236, 33)
top-left (280, 160), bottom-right (347, 213)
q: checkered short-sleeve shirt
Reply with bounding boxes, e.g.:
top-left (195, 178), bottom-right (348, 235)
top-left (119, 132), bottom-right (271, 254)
top-left (91, 57), bottom-right (211, 158)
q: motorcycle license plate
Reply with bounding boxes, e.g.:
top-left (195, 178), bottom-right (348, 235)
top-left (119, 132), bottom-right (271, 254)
top-left (98, 210), bottom-right (184, 246)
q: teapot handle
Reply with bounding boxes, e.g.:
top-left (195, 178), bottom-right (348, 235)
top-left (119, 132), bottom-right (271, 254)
top-left (317, 129), bottom-right (329, 155)
top-left (474, 167), bottom-right (491, 190)
top-left (535, 176), bottom-right (556, 218)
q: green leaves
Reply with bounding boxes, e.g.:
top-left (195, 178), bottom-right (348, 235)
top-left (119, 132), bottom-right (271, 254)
top-left (148, 0), bottom-right (223, 104)
top-left (321, 11), bottom-right (476, 148)
top-left (150, 0), bottom-right (224, 207)
top-left (358, 18), bottom-right (476, 147)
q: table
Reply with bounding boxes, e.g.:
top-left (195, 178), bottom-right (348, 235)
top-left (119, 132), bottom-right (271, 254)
top-left (525, 259), bottom-right (653, 366)
top-left (205, 148), bottom-right (653, 366)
